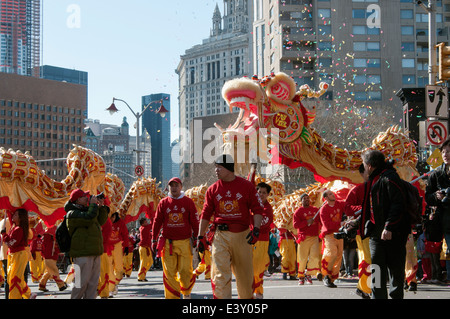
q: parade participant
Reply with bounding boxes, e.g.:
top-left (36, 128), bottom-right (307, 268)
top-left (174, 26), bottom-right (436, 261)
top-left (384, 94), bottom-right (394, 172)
top-left (152, 177), bottom-right (199, 299)
top-left (1, 209), bottom-right (36, 299)
top-left (98, 213), bottom-right (113, 299)
top-left (39, 222), bottom-right (68, 292)
top-left (319, 190), bottom-right (345, 288)
top-left (293, 193), bottom-right (321, 285)
top-left (360, 150), bottom-right (411, 299)
top-left (65, 189), bottom-right (109, 299)
top-left (123, 233), bottom-right (136, 277)
top-left (405, 233), bottom-right (419, 291)
top-left (137, 218), bottom-right (153, 282)
top-left (109, 212), bottom-right (129, 296)
top-left (29, 234), bottom-right (44, 283)
top-left (198, 154), bottom-right (264, 299)
top-left (251, 182), bottom-right (274, 299)
top-left (278, 228), bottom-right (297, 280)
top-left (344, 164), bottom-right (371, 299)
top-left (194, 246), bottom-right (211, 280)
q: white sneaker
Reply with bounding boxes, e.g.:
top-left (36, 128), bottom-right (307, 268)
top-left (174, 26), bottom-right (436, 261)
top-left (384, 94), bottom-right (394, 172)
top-left (113, 285), bottom-right (118, 295)
top-left (255, 293), bottom-right (264, 299)
top-left (30, 292), bottom-right (37, 299)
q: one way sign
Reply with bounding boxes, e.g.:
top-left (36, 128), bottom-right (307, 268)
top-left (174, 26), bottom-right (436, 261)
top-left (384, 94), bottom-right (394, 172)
top-left (426, 85), bottom-right (449, 118)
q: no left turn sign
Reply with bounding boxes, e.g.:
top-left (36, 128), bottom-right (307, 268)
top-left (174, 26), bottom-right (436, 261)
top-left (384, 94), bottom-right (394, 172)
top-left (135, 165), bottom-right (144, 177)
top-left (427, 121), bottom-right (448, 146)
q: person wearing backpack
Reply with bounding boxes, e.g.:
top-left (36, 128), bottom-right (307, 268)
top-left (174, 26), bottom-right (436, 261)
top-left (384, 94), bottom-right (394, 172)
top-left (425, 138), bottom-right (450, 264)
top-left (360, 150), bottom-right (412, 299)
top-left (65, 189), bottom-right (109, 299)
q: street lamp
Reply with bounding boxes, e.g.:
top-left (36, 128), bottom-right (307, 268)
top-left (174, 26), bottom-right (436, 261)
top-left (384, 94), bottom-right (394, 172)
top-left (107, 98), bottom-right (168, 172)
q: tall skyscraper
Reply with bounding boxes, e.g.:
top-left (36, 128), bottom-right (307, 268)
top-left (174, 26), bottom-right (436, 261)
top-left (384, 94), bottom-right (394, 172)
top-left (141, 93), bottom-right (171, 186)
top-left (0, 0), bottom-right (41, 77)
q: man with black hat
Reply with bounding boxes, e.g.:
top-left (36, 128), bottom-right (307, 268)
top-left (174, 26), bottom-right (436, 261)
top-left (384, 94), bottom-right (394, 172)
top-left (152, 177), bottom-right (199, 299)
top-left (65, 188), bottom-right (109, 299)
top-left (197, 154), bottom-right (265, 299)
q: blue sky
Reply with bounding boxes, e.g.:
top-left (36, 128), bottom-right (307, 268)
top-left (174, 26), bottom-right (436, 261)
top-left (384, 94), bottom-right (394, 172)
top-left (42, 0), bottom-right (218, 141)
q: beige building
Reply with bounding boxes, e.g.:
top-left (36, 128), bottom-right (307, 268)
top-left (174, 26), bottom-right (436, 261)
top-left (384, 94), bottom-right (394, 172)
top-left (176, 0), bottom-right (254, 180)
top-left (0, 72), bottom-right (87, 181)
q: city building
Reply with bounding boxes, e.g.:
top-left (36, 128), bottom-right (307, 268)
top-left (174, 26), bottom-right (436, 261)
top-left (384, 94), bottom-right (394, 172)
top-left (141, 93), bottom-right (171, 186)
top-left (176, 0), bottom-right (254, 181)
top-left (0, 72), bottom-right (86, 180)
top-left (84, 117), bottom-right (140, 191)
top-left (0, 0), bottom-right (41, 77)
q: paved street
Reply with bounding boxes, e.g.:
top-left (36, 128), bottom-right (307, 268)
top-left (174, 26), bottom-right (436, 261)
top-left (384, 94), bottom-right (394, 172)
top-left (3, 269), bottom-right (448, 300)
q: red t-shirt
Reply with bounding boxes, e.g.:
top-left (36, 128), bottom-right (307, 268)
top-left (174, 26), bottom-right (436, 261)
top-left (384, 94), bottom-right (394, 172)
top-left (139, 224), bottom-right (152, 248)
top-left (2, 225), bottom-right (27, 254)
top-left (201, 176), bottom-right (264, 230)
top-left (293, 205), bottom-right (320, 238)
top-left (102, 218), bottom-right (113, 255)
top-left (251, 201), bottom-right (273, 241)
top-left (152, 194), bottom-right (199, 241)
top-left (319, 200), bottom-right (346, 237)
top-left (110, 218), bottom-right (129, 248)
top-left (344, 183), bottom-right (365, 217)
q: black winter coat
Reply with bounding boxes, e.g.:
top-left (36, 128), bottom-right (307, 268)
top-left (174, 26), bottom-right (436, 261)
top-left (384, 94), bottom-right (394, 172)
top-left (361, 163), bottom-right (411, 239)
top-left (425, 163), bottom-right (450, 235)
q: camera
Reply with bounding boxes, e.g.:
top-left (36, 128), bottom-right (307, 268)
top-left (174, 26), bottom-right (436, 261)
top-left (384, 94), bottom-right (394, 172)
top-left (91, 192), bottom-right (105, 200)
top-left (440, 188), bottom-right (450, 204)
top-left (334, 219), bottom-right (359, 240)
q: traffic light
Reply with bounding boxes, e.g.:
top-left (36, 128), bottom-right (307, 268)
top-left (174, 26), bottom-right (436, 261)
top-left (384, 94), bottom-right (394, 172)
top-left (437, 42), bottom-right (450, 82)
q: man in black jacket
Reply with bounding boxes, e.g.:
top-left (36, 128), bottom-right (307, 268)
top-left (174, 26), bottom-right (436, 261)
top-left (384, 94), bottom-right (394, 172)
top-left (360, 150), bottom-right (411, 299)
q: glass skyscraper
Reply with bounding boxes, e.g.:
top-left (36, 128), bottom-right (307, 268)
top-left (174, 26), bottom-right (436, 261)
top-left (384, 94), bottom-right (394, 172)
top-left (0, 0), bottom-right (41, 76)
top-left (141, 93), bottom-right (171, 186)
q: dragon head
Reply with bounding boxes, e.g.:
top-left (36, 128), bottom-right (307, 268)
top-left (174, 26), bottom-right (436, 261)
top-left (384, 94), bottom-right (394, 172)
top-left (217, 72), bottom-right (328, 171)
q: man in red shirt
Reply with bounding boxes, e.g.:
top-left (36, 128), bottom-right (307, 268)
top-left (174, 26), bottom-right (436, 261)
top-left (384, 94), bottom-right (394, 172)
top-left (293, 193), bottom-right (322, 285)
top-left (137, 218), bottom-right (153, 282)
top-left (109, 212), bottom-right (129, 295)
top-left (319, 190), bottom-right (345, 287)
top-left (152, 177), bottom-right (199, 299)
top-left (251, 182), bottom-right (274, 299)
top-left (344, 164), bottom-right (371, 299)
top-left (198, 154), bottom-right (264, 299)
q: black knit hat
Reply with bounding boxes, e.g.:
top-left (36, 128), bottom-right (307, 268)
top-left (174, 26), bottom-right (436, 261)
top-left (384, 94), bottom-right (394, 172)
top-left (215, 154), bottom-right (235, 172)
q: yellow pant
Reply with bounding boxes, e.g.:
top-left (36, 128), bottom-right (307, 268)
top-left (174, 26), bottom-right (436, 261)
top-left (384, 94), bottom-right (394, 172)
top-left (356, 235), bottom-right (371, 294)
top-left (29, 251), bottom-right (44, 282)
top-left (252, 240), bottom-right (269, 295)
top-left (98, 253), bottom-right (111, 298)
top-left (138, 246), bottom-right (153, 281)
top-left (40, 258), bottom-right (65, 290)
top-left (161, 238), bottom-right (196, 299)
top-left (7, 250), bottom-right (31, 299)
top-left (280, 238), bottom-right (297, 276)
top-left (111, 242), bottom-right (124, 286)
top-left (297, 236), bottom-right (321, 278)
top-left (321, 234), bottom-right (343, 282)
top-left (64, 265), bottom-right (75, 285)
top-left (194, 250), bottom-right (211, 280)
top-left (123, 252), bottom-right (133, 277)
top-left (211, 229), bottom-right (253, 299)
top-left (405, 232), bottom-right (418, 284)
